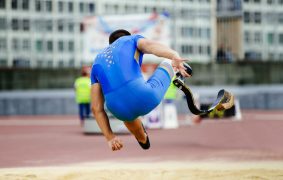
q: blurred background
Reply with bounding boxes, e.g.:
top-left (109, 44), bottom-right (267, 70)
top-left (0, 0), bottom-right (283, 117)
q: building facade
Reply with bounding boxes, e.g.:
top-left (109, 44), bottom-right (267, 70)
top-left (217, 0), bottom-right (283, 61)
top-left (0, 0), bottom-right (216, 68)
top-left (242, 0), bottom-right (283, 61)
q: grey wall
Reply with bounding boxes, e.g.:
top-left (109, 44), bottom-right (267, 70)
top-left (1, 85), bottom-right (283, 116)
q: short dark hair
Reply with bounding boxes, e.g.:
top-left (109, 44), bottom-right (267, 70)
top-left (109, 29), bottom-right (131, 44)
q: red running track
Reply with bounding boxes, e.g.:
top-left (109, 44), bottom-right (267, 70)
top-left (0, 110), bottom-right (283, 168)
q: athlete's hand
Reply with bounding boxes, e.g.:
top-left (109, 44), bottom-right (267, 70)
top-left (108, 136), bottom-right (123, 151)
top-left (171, 54), bottom-right (191, 78)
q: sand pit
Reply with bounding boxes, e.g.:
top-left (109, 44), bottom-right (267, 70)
top-left (1, 161), bottom-right (283, 180)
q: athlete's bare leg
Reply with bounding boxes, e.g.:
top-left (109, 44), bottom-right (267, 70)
top-left (123, 118), bottom-right (147, 144)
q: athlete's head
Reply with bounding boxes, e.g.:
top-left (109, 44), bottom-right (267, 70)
top-left (109, 29), bottom-right (131, 44)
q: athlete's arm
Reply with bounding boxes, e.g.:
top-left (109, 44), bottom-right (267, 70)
top-left (137, 38), bottom-right (190, 77)
top-left (91, 83), bottom-right (123, 151)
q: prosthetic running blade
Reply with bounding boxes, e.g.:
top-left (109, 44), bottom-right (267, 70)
top-left (173, 77), bottom-right (234, 115)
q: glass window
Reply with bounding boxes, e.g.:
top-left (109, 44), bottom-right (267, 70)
top-left (58, 41), bottom-right (64, 51)
top-left (22, 0), bottom-right (29, 10)
top-left (254, 0), bottom-right (261, 3)
top-left (68, 41), bottom-right (74, 52)
top-left (267, 33), bottom-right (274, 44)
top-left (23, 19), bottom-right (30, 31)
top-left (207, 46), bottom-right (211, 55)
top-left (46, 1), bottom-right (52, 12)
top-left (279, 34), bottom-right (283, 44)
top-left (35, 0), bottom-right (41, 12)
top-left (254, 12), bottom-right (261, 23)
top-left (0, 59), bottom-right (7, 66)
top-left (46, 20), bottom-right (53, 31)
top-left (0, 0), bottom-right (5, 8)
top-left (279, 13), bottom-right (283, 24)
top-left (244, 31), bottom-right (251, 43)
top-left (36, 40), bottom-right (43, 52)
top-left (58, 60), bottom-right (64, 67)
top-left (254, 32), bottom-right (262, 43)
top-left (244, 12), bottom-right (251, 23)
top-left (11, 0), bottom-right (17, 9)
top-left (47, 41), bottom-right (53, 52)
top-left (68, 2), bottom-right (73, 12)
top-left (11, 19), bottom-right (19, 30)
top-left (12, 38), bottom-right (19, 51)
top-left (47, 60), bottom-right (53, 67)
top-left (80, 2), bottom-right (84, 13)
top-left (57, 20), bottom-right (64, 32)
top-left (280, 0), bottom-right (283, 4)
top-left (0, 18), bottom-right (6, 30)
top-left (22, 39), bottom-right (30, 51)
top-left (58, 1), bottom-right (63, 12)
top-left (68, 22), bottom-right (74, 32)
top-left (89, 3), bottom-right (95, 13)
top-left (267, 0), bottom-right (273, 4)
top-left (0, 38), bottom-right (6, 51)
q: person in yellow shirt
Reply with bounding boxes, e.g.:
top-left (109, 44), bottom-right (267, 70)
top-left (74, 68), bottom-right (91, 126)
top-left (164, 78), bottom-right (178, 103)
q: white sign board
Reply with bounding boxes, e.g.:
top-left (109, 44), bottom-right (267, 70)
top-left (82, 13), bottom-right (171, 63)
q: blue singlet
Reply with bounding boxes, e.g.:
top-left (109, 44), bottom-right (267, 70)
top-left (91, 35), bottom-right (173, 121)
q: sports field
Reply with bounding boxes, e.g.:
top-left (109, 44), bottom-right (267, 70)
top-left (0, 110), bottom-right (283, 180)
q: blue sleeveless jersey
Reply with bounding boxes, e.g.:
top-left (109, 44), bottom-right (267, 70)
top-left (91, 35), bottom-right (172, 121)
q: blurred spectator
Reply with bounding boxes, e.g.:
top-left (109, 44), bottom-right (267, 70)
top-left (74, 67), bottom-right (91, 126)
top-left (226, 47), bottom-right (234, 63)
top-left (216, 45), bottom-right (226, 63)
top-left (164, 78), bottom-right (178, 103)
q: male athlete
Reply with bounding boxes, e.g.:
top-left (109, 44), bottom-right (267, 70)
top-left (90, 29), bottom-right (190, 151)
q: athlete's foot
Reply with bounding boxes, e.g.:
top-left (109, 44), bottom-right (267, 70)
top-left (136, 124), bottom-right (150, 150)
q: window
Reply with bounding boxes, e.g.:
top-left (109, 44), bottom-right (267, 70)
top-left (279, 34), bottom-right (283, 44)
top-left (57, 20), bottom-right (64, 32)
top-left (244, 12), bottom-right (251, 23)
top-left (47, 41), bottom-right (53, 52)
top-left (0, 18), bottom-right (6, 30)
top-left (207, 46), bottom-right (211, 55)
top-left (22, 39), bottom-right (30, 51)
top-left (58, 60), bottom-right (64, 67)
top-left (68, 22), bottom-right (74, 32)
top-left (12, 38), bottom-right (19, 51)
top-left (58, 41), bottom-right (64, 51)
top-left (89, 3), bottom-right (95, 13)
top-left (254, 12), bottom-right (261, 23)
top-left (46, 1), bottom-right (52, 12)
top-left (279, 13), bottom-right (283, 24)
top-left (46, 20), bottom-right (53, 31)
top-left (11, 19), bottom-right (19, 30)
top-left (244, 31), bottom-right (251, 43)
top-left (0, 59), bottom-right (7, 66)
top-left (22, 0), bottom-right (29, 10)
top-left (68, 41), bottom-right (74, 52)
top-left (80, 2), bottom-right (84, 13)
top-left (35, 0), bottom-right (41, 11)
top-left (267, 0), bottom-right (273, 4)
top-left (58, 1), bottom-right (63, 12)
top-left (254, 32), bottom-right (262, 43)
top-left (254, 0), bottom-right (261, 3)
top-left (68, 2), bottom-right (73, 12)
top-left (11, 0), bottom-right (17, 9)
top-left (0, 0), bottom-right (5, 8)
top-left (36, 40), bottom-right (43, 52)
top-left (0, 38), bottom-right (6, 51)
top-left (23, 19), bottom-right (30, 31)
top-left (267, 33), bottom-right (274, 44)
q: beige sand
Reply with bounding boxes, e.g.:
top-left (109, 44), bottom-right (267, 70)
top-left (1, 161), bottom-right (283, 180)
